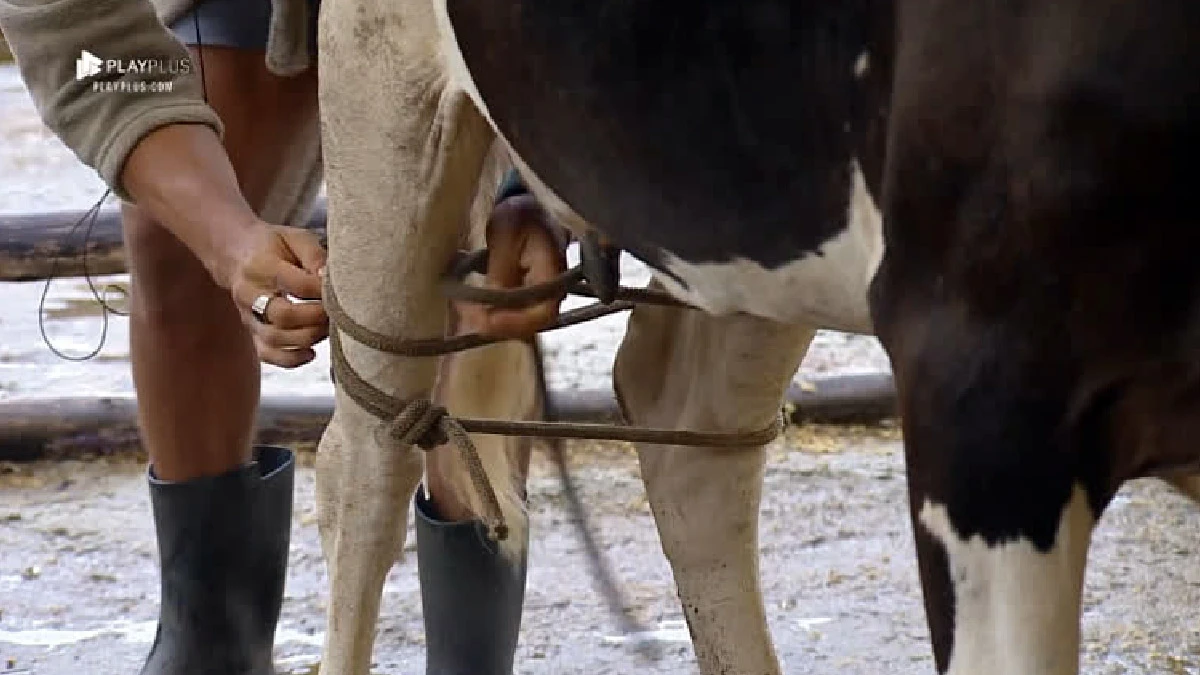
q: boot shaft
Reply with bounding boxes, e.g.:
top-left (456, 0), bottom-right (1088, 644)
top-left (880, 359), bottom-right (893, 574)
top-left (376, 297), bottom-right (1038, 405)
top-left (141, 445), bottom-right (295, 675)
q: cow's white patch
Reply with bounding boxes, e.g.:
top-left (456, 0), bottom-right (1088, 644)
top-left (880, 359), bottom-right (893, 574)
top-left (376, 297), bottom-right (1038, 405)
top-left (854, 51), bottom-right (870, 78)
top-left (918, 486), bottom-right (1094, 675)
top-left (652, 160), bottom-right (883, 334)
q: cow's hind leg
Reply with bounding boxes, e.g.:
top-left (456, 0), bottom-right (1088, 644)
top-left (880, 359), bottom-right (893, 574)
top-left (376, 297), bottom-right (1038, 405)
top-left (613, 293), bottom-right (813, 674)
top-left (879, 312), bottom-right (1106, 675)
top-left (315, 0), bottom-right (520, 672)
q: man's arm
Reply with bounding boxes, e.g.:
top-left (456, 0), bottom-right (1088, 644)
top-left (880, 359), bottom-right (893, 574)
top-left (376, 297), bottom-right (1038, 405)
top-left (0, 0), bottom-right (313, 290)
top-left (1, 0), bottom-right (329, 367)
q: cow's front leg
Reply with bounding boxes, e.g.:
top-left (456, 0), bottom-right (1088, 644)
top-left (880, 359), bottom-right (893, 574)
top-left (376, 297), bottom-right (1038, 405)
top-left (613, 294), bottom-right (814, 674)
top-left (314, 0), bottom-right (507, 672)
top-left (880, 310), bottom-right (1106, 675)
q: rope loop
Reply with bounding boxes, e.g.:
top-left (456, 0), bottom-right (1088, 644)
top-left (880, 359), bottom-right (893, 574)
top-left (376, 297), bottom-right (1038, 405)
top-left (327, 246), bottom-right (788, 546)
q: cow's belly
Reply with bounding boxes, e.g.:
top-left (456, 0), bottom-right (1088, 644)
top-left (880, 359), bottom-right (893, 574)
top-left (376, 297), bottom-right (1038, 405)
top-left (433, 0), bottom-right (885, 334)
top-left (504, 149), bottom-right (884, 335)
top-left (650, 162), bottom-right (883, 334)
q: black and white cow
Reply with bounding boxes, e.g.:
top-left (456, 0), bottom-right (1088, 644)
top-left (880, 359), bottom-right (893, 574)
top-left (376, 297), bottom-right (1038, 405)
top-left (313, 0), bottom-right (1200, 673)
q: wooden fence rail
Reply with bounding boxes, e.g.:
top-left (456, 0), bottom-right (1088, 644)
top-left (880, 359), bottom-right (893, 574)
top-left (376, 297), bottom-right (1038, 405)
top-left (0, 375), bottom-right (896, 460)
top-left (0, 201), bottom-right (327, 281)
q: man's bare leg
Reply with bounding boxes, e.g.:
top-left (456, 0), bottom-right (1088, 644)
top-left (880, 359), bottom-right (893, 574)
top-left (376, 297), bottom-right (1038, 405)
top-left (124, 44), bottom-right (320, 480)
top-left (126, 34), bottom-right (322, 675)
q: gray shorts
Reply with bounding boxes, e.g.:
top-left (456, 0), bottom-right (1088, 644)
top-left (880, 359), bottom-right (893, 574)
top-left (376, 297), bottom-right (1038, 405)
top-left (169, 0), bottom-right (320, 52)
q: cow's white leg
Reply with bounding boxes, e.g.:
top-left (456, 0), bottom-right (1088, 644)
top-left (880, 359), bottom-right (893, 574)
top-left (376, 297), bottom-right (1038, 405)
top-left (613, 292), bottom-right (814, 675)
top-left (893, 375), bottom-right (1099, 675)
top-left (873, 299), bottom-right (1105, 675)
top-left (314, 0), bottom-right (511, 671)
top-left (916, 487), bottom-right (1095, 675)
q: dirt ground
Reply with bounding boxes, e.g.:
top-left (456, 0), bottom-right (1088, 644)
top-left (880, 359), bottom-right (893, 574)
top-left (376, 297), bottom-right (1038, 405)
top-left (1, 425), bottom-right (1198, 675)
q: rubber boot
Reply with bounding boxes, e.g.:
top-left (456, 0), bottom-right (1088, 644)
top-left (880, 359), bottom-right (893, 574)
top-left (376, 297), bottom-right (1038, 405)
top-left (415, 488), bottom-right (528, 675)
top-left (139, 445), bottom-right (295, 675)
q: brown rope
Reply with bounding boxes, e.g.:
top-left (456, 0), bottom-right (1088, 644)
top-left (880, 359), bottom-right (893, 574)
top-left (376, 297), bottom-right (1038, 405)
top-left (320, 251), bottom-right (789, 541)
top-left (329, 326), bottom-right (510, 540)
top-left (327, 281), bottom-right (637, 357)
top-left (440, 248), bottom-right (688, 308)
top-left (322, 249), bottom-right (689, 358)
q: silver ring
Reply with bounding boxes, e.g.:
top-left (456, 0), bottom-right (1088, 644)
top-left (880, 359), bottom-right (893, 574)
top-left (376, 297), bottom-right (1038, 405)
top-left (250, 293), bottom-right (275, 324)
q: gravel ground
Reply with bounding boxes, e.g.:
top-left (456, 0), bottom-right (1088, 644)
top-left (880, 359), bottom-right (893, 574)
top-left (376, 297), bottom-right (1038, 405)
top-left (2, 427), bottom-right (1199, 675)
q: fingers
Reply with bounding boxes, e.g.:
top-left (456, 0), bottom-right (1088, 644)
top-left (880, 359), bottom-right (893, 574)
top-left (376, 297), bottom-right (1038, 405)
top-left (257, 320), bottom-right (330, 350)
top-left (257, 344), bottom-right (317, 369)
top-left (518, 218), bottom-right (569, 285)
top-left (265, 297), bottom-right (327, 330)
top-left (255, 313), bottom-right (326, 367)
top-left (232, 276), bottom-right (328, 369)
top-left (233, 280), bottom-right (327, 328)
top-left (454, 300), bottom-right (491, 336)
top-left (485, 211), bottom-right (530, 289)
top-left (473, 236), bottom-right (566, 337)
top-left (453, 298), bottom-right (561, 340)
top-left (250, 302), bottom-right (327, 368)
top-left (246, 226), bottom-right (326, 301)
top-left (273, 263), bottom-right (325, 301)
top-left (249, 295), bottom-right (327, 339)
top-left (219, 224), bottom-right (332, 369)
top-left (252, 298), bottom-right (325, 368)
top-left (456, 199), bottom-right (569, 339)
top-left (282, 229), bottom-right (328, 274)
top-left (477, 300), bottom-right (562, 339)
top-left (486, 195), bottom-right (567, 286)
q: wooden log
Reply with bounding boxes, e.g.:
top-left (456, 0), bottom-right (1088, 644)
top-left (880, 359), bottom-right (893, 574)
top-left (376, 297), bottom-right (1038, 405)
top-left (787, 372), bottom-right (897, 424)
top-left (0, 374), bottom-right (896, 461)
top-left (0, 201), bottom-right (328, 282)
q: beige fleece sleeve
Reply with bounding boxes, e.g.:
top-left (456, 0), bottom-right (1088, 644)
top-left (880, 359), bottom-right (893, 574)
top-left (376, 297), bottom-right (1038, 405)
top-left (0, 0), bottom-right (223, 202)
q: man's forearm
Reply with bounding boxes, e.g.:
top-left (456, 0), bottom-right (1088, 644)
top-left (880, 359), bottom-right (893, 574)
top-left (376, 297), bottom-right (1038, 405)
top-left (121, 123), bottom-right (261, 287)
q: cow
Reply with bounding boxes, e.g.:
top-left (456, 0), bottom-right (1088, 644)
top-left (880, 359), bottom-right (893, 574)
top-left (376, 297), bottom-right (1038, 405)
top-left (312, 1), bottom-right (1200, 674)
top-left (874, 2), bottom-right (1200, 672)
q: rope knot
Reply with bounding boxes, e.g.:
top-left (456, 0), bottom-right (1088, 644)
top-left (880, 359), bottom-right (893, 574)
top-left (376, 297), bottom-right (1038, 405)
top-left (369, 397), bottom-right (508, 542)
top-left (383, 398), bottom-right (449, 450)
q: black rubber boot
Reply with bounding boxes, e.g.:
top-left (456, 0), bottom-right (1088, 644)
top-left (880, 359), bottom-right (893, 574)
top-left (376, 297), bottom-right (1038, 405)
top-left (139, 445), bottom-right (294, 675)
top-left (415, 489), bottom-right (528, 675)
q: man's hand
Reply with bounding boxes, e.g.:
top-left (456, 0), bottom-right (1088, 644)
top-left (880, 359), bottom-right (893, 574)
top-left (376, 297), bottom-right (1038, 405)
top-left (223, 223), bottom-right (329, 368)
top-left (456, 194), bottom-right (569, 338)
top-left (120, 124), bottom-right (329, 368)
